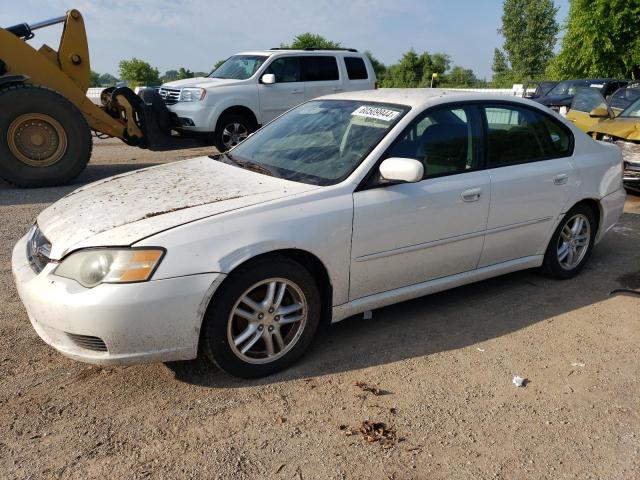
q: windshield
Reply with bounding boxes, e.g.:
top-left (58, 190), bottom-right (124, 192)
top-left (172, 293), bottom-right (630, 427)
top-left (224, 100), bottom-right (409, 186)
top-left (620, 97), bottom-right (640, 118)
top-left (548, 81), bottom-right (584, 96)
top-left (209, 55), bottom-right (268, 80)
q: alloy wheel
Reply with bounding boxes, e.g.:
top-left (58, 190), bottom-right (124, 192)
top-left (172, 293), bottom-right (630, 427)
top-left (557, 213), bottom-right (591, 270)
top-left (221, 122), bottom-right (248, 150)
top-left (227, 278), bottom-right (308, 364)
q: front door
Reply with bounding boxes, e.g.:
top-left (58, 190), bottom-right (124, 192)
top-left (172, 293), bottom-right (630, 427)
top-left (258, 56), bottom-right (305, 123)
top-left (350, 104), bottom-right (490, 300)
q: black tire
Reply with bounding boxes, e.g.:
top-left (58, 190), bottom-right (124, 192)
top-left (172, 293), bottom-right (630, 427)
top-left (541, 204), bottom-right (597, 279)
top-left (0, 84), bottom-right (92, 187)
top-left (201, 256), bottom-right (321, 378)
top-left (213, 112), bottom-right (255, 152)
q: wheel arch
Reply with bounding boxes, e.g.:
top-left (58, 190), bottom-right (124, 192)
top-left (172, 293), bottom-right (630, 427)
top-left (203, 248), bottom-right (334, 329)
top-left (215, 105), bottom-right (259, 131)
top-left (571, 197), bottom-right (602, 234)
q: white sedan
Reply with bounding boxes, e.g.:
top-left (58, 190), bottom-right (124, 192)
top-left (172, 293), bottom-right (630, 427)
top-left (12, 89), bottom-right (625, 378)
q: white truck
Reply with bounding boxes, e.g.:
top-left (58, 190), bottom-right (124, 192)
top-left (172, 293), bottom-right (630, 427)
top-left (159, 48), bottom-right (377, 150)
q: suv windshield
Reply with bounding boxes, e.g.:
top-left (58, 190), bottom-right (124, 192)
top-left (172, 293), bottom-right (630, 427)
top-left (209, 55), bottom-right (268, 80)
top-left (223, 100), bottom-right (408, 185)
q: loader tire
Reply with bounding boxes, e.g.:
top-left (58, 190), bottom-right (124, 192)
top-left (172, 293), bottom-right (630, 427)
top-left (0, 84), bottom-right (92, 187)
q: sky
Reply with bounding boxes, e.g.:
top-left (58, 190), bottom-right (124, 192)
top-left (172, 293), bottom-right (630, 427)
top-left (2, 0), bottom-right (570, 80)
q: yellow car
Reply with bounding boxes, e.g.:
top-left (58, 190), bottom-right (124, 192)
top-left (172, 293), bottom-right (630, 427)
top-left (567, 89), bottom-right (640, 192)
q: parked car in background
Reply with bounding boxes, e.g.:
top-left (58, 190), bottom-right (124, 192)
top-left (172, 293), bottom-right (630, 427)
top-left (522, 80), bottom-right (558, 100)
top-left (608, 82), bottom-right (640, 116)
top-left (13, 89), bottom-right (625, 378)
top-left (158, 48), bottom-right (376, 151)
top-left (534, 79), bottom-right (629, 115)
top-left (567, 88), bottom-right (640, 193)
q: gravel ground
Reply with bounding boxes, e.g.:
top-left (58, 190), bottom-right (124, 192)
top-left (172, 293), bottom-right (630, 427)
top-left (1, 139), bottom-right (639, 479)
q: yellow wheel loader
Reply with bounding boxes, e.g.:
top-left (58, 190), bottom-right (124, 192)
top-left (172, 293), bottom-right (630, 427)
top-left (0, 10), bottom-right (173, 187)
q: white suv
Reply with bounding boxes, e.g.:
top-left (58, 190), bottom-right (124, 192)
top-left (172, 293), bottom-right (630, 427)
top-left (159, 49), bottom-right (376, 150)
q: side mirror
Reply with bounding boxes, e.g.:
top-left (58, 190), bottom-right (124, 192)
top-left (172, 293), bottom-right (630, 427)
top-left (589, 107), bottom-right (610, 118)
top-left (379, 157), bottom-right (424, 184)
top-left (261, 73), bottom-right (276, 85)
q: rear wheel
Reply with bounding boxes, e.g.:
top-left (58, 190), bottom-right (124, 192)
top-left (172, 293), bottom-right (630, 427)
top-left (0, 84), bottom-right (92, 187)
top-left (541, 204), bottom-right (597, 279)
top-left (213, 112), bottom-right (255, 152)
top-left (201, 257), bottom-right (321, 378)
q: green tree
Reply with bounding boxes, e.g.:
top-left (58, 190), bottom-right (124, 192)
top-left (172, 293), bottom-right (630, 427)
top-left (118, 58), bottom-right (160, 88)
top-left (494, 0), bottom-right (559, 81)
top-left (90, 70), bottom-right (100, 87)
top-left (548, 0), bottom-right (640, 79)
top-left (283, 33), bottom-right (341, 49)
top-left (177, 67), bottom-right (194, 79)
top-left (442, 66), bottom-right (477, 87)
top-left (162, 69), bottom-right (179, 82)
top-left (98, 73), bottom-right (118, 87)
top-left (212, 59), bottom-right (227, 72)
top-left (364, 50), bottom-right (386, 81)
top-left (491, 48), bottom-right (514, 87)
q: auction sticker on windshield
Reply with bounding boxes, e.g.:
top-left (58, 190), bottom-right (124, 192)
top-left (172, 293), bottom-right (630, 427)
top-left (352, 105), bottom-right (401, 122)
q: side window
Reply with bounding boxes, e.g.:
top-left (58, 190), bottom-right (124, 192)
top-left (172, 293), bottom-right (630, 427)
top-left (344, 57), bottom-right (368, 80)
top-left (387, 106), bottom-right (481, 178)
top-left (265, 57), bottom-right (300, 83)
top-left (571, 88), bottom-right (608, 113)
top-left (484, 105), bottom-right (571, 167)
top-left (301, 56), bottom-right (339, 82)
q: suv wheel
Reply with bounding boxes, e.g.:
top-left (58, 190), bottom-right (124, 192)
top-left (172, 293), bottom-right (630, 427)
top-left (201, 257), bottom-right (321, 378)
top-left (214, 112), bottom-right (255, 152)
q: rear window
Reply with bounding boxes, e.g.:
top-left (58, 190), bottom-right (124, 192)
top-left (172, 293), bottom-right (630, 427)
top-left (344, 57), bottom-right (368, 80)
top-left (301, 56), bottom-right (339, 82)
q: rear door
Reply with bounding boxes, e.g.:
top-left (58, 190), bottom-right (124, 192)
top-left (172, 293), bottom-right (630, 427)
top-left (301, 56), bottom-right (343, 100)
top-left (479, 104), bottom-right (575, 267)
top-left (258, 56), bottom-right (305, 122)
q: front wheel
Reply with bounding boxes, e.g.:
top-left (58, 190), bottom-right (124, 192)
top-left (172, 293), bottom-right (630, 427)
top-left (541, 204), bottom-right (597, 279)
top-left (201, 257), bottom-right (321, 378)
top-left (213, 112), bottom-right (255, 152)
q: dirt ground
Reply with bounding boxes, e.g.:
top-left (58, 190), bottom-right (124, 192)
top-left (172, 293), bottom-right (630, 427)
top-left (1, 139), bottom-right (639, 480)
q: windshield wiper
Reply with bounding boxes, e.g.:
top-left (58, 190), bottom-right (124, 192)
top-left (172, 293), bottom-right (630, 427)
top-left (234, 157), bottom-right (275, 177)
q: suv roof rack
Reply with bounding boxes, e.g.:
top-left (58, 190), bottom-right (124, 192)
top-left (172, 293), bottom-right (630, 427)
top-left (270, 47), bottom-right (358, 52)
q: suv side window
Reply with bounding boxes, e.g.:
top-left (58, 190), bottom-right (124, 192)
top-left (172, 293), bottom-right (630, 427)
top-left (265, 57), bottom-right (301, 83)
top-left (483, 105), bottom-right (572, 167)
top-left (387, 105), bottom-right (481, 178)
top-left (301, 56), bottom-right (339, 82)
top-left (344, 57), bottom-right (368, 80)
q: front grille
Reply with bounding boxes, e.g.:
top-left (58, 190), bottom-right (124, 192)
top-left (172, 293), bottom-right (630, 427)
top-left (66, 333), bottom-right (108, 352)
top-left (26, 225), bottom-right (51, 274)
top-left (159, 87), bottom-right (180, 105)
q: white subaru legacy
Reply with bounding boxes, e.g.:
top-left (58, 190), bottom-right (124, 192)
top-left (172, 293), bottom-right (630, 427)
top-left (12, 89), bottom-right (625, 378)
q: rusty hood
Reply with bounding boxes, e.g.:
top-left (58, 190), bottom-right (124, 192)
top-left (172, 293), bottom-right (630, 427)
top-left (37, 157), bottom-right (319, 259)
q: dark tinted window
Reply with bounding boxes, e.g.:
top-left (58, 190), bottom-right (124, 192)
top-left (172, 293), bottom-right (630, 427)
top-left (301, 56), bottom-right (339, 81)
top-left (484, 105), bottom-right (572, 166)
top-left (265, 57), bottom-right (300, 83)
top-left (344, 57), bottom-right (368, 80)
top-left (388, 106), bottom-right (481, 178)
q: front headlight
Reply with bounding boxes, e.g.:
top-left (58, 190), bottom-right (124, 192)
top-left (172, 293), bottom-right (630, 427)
top-left (179, 88), bottom-right (206, 102)
top-left (54, 249), bottom-right (164, 288)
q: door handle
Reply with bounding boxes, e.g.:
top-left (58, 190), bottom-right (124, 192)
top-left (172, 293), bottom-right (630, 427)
top-left (461, 188), bottom-right (482, 202)
top-left (291, 89), bottom-right (304, 94)
top-left (332, 87), bottom-right (344, 92)
top-left (553, 173), bottom-right (569, 185)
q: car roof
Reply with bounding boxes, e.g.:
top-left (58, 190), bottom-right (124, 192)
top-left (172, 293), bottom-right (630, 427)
top-left (235, 49), bottom-right (364, 57)
top-left (318, 88), bottom-right (550, 111)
